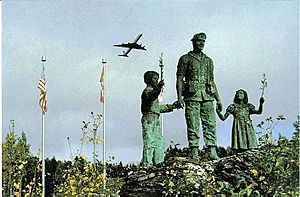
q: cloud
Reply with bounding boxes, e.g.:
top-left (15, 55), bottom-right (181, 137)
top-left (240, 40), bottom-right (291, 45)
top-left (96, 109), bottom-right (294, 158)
top-left (3, 1), bottom-right (299, 164)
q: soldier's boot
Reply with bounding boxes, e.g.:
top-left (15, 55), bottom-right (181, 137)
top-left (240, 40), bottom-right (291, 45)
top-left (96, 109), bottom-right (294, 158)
top-left (209, 146), bottom-right (220, 160)
top-left (190, 147), bottom-right (200, 161)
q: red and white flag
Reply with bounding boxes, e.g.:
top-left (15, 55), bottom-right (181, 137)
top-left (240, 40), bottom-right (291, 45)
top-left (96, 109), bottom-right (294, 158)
top-left (38, 70), bottom-right (47, 113)
top-left (99, 66), bottom-right (104, 103)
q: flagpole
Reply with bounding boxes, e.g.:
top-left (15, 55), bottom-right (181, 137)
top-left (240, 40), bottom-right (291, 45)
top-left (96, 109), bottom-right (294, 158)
top-left (41, 56), bottom-right (46, 197)
top-left (42, 111), bottom-right (45, 197)
top-left (101, 58), bottom-right (107, 192)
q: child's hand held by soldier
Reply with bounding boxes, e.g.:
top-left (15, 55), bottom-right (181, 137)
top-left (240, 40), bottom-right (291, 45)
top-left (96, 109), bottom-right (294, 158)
top-left (172, 101), bottom-right (183, 109)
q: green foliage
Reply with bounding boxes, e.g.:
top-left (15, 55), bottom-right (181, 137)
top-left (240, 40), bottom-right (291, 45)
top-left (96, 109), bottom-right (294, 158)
top-left (3, 115), bottom-right (299, 196)
top-left (251, 116), bottom-right (299, 196)
top-left (256, 115), bottom-right (286, 146)
top-left (80, 112), bottom-right (103, 169)
top-left (54, 156), bottom-right (123, 196)
top-left (2, 120), bottom-right (42, 196)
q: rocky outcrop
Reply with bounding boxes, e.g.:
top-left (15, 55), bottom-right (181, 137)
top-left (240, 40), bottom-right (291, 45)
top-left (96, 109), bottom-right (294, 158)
top-left (120, 150), bottom-right (264, 196)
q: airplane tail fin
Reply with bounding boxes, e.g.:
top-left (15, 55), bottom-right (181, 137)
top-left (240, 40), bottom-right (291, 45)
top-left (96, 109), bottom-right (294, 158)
top-left (118, 54), bottom-right (128, 57)
top-left (118, 51), bottom-right (129, 57)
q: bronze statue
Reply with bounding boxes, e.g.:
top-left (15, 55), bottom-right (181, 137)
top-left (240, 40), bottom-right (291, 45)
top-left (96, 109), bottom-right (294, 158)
top-left (141, 71), bottom-right (180, 167)
top-left (176, 33), bottom-right (222, 160)
top-left (216, 89), bottom-right (265, 151)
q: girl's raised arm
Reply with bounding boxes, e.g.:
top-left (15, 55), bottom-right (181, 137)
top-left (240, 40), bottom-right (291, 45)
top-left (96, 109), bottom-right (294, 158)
top-left (250, 97), bottom-right (265, 114)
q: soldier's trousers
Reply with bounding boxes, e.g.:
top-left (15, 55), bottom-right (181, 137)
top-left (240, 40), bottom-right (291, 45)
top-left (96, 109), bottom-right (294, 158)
top-left (185, 101), bottom-right (217, 148)
top-left (141, 113), bottom-right (163, 167)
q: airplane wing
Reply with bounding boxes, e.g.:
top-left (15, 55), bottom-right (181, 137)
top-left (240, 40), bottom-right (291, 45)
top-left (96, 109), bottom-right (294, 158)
top-left (113, 44), bottom-right (127, 47)
top-left (132, 34), bottom-right (143, 43)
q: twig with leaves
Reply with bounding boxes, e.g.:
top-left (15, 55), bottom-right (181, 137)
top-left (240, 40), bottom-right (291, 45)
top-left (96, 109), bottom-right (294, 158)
top-left (80, 112), bottom-right (103, 171)
top-left (256, 115), bottom-right (285, 146)
top-left (67, 137), bottom-right (74, 161)
top-left (260, 73), bottom-right (268, 97)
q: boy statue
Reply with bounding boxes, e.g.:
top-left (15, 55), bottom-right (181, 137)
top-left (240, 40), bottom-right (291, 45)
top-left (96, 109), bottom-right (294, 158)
top-left (141, 71), bottom-right (180, 167)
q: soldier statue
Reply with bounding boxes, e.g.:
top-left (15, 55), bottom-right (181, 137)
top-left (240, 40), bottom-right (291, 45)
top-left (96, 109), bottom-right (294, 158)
top-left (176, 33), bottom-right (222, 160)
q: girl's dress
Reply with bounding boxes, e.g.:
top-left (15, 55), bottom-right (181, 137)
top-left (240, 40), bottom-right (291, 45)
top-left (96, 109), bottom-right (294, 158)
top-left (226, 103), bottom-right (258, 150)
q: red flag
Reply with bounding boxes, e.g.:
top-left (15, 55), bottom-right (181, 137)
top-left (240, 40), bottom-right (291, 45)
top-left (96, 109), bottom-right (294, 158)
top-left (99, 66), bottom-right (104, 103)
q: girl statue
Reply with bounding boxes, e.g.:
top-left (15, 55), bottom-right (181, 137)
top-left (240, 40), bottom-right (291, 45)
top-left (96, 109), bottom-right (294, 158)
top-left (216, 89), bottom-right (265, 151)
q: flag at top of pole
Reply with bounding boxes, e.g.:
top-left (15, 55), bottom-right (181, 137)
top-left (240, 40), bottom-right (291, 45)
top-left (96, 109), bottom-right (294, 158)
top-left (38, 56), bottom-right (47, 113)
top-left (99, 65), bottom-right (104, 103)
top-left (100, 58), bottom-right (107, 191)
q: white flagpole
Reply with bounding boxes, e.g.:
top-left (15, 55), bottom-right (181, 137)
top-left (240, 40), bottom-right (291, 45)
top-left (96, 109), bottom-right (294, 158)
top-left (41, 56), bottom-right (46, 197)
top-left (42, 112), bottom-right (45, 197)
top-left (101, 58), bottom-right (107, 191)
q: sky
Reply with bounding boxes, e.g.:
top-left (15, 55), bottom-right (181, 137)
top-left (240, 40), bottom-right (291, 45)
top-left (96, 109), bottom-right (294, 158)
top-left (2, 1), bottom-right (299, 164)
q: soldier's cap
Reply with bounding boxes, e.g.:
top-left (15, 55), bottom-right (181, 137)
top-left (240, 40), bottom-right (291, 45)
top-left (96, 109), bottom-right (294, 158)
top-left (191, 33), bottom-right (206, 41)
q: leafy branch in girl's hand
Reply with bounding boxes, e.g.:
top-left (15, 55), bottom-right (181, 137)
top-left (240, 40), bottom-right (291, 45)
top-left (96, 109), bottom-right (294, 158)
top-left (260, 73), bottom-right (268, 97)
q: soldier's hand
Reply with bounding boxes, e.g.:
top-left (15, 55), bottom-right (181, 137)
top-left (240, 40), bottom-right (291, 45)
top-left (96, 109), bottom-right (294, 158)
top-left (259, 97), bottom-right (265, 104)
top-left (172, 101), bottom-right (183, 109)
top-left (178, 98), bottom-right (185, 108)
top-left (157, 80), bottom-right (164, 89)
top-left (216, 101), bottom-right (222, 111)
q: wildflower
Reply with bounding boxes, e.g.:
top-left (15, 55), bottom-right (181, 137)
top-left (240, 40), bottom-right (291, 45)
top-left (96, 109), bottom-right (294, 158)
top-left (250, 169), bottom-right (258, 176)
top-left (18, 164), bottom-right (24, 170)
top-left (82, 177), bottom-right (89, 182)
top-left (14, 182), bottom-right (20, 189)
top-left (259, 176), bottom-right (265, 181)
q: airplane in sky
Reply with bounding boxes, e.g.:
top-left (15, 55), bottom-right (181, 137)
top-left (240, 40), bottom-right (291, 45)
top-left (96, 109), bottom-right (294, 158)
top-left (113, 34), bottom-right (146, 57)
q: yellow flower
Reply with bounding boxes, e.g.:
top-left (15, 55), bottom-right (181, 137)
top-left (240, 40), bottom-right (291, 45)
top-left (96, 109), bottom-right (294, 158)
top-left (14, 182), bottom-right (20, 189)
top-left (259, 176), bottom-right (265, 181)
top-left (250, 169), bottom-right (258, 176)
top-left (81, 154), bottom-right (87, 160)
top-left (18, 164), bottom-right (24, 170)
top-left (69, 179), bottom-right (76, 186)
top-left (82, 177), bottom-right (89, 182)
top-left (71, 185), bottom-right (77, 192)
top-left (14, 192), bottom-right (21, 197)
top-left (84, 166), bottom-right (90, 173)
